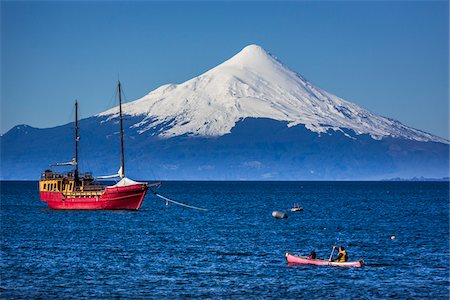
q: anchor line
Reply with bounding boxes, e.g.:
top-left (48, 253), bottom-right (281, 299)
top-left (149, 189), bottom-right (208, 211)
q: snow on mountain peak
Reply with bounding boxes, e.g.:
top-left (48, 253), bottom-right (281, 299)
top-left (220, 44), bottom-right (279, 68)
top-left (98, 45), bottom-right (447, 144)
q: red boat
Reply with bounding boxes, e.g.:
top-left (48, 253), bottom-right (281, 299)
top-left (285, 252), bottom-right (364, 268)
top-left (39, 81), bottom-right (158, 210)
top-left (39, 173), bottom-right (158, 210)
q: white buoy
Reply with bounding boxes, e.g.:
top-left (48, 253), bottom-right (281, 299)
top-left (391, 235), bottom-right (396, 240)
top-left (272, 211), bottom-right (288, 219)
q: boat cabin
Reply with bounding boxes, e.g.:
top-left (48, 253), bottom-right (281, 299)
top-left (39, 170), bottom-right (103, 194)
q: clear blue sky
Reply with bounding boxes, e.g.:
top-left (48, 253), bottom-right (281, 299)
top-left (1, 1), bottom-right (448, 139)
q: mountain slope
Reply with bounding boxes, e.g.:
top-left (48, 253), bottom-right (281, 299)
top-left (1, 44), bottom-right (448, 180)
top-left (99, 44), bottom-right (447, 143)
top-left (1, 117), bottom-right (448, 180)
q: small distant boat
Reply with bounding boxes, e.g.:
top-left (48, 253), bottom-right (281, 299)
top-left (290, 203), bottom-right (303, 212)
top-left (285, 252), bottom-right (364, 268)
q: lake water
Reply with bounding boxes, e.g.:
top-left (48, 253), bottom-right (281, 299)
top-left (1, 181), bottom-right (449, 299)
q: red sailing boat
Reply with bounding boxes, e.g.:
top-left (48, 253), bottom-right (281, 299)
top-left (39, 81), bottom-right (159, 210)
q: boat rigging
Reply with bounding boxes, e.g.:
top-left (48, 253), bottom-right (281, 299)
top-left (39, 81), bottom-right (206, 211)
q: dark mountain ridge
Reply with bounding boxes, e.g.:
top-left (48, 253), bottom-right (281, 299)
top-left (1, 117), bottom-right (447, 180)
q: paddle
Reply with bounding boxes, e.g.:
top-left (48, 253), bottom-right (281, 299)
top-left (328, 233), bottom-right (340, 261)
top-left (328, 246), bottom-right (336, 262)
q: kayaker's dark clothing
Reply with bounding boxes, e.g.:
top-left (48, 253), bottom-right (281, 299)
top-left (336, 249), bottom-right (348, 262)
top-left (308, 251), bottom-right (317, 259)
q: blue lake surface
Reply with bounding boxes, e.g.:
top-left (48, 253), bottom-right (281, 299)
top-left (1, 181), bottom-right (449, 299)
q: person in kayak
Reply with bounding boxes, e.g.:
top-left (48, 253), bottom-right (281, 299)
top-left (334, 246), bottom-right (348, 262)
top-left (308, 251), bottom-right (317, 259)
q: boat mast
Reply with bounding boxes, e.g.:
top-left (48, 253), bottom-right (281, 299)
top-left (118, 81), bottom-right (125, 178)
top-left (74, 99), bottom-right (79, 183)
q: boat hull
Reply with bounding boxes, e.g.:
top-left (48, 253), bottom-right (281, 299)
top-left (285, 252), bottom-right (364, 267)
top-left (40, 184), bottom-right (148, 210)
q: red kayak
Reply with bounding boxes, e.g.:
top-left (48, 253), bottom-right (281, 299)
top-left (285, 252), bottom-right (364, 268)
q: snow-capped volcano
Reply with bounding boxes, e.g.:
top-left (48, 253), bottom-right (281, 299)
top-left (99, 44), bottom-right (446, 143)
top-left (2, 44), bottom-right (448, 179)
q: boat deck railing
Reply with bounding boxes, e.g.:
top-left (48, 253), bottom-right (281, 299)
top-left (40, 171), bottom-right (97, 181)
top-left (65, 190), bottom-right (105, 198)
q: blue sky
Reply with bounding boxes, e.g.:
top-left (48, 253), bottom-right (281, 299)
top-left (1, 1), bottom-right (448, 138)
